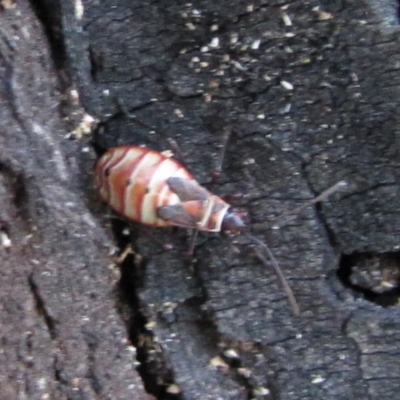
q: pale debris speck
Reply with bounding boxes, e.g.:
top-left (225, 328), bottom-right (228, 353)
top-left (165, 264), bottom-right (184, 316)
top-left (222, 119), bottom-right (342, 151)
top-left (72, 378), bottom-right (81, 388)
top-left (166, 384), bottom-right (181, 394)
top-left (223, 349), bottom-right (239, 358)
top-left (257, 113), bottom-right (265, 119)
top-left (161, 149), bottom-right (174, 158)
top-left (74, 0), bottom-right (84, 19)
top-left (37, 378), bottom-right (47, 390)
top-left (237, 367), bottom-right (252, 378)
top-left (232, 61), bottom-right (247, 71)
top-left (280, 80), bottom-right (294, 90)
top-left (210, 24), bottom-right (219, 31)
top-left (251, 39), bottom-right (261, 50)
top-left (69, 113), bottom-right (98, 139)
top-left (282, 12), bottom-right (292, 26)
top-left (1, 0), bottom-right (17, 9)
top-left (246, 4), bottom-right (254, 12)
top-left (69, 89), bottom-right (80, 104)
top-left (201, 46), bottom-right (209, 53)
top-left (203, 93), bottom-right (212, 102)
top-left (209, 37), bottom-right (220, 48)
top-left (283, 103), bottom-right (292, 113)
top-left (127, 345), bottom-right (137, 353)
top-left (230, 33), bottom-right (239, 44)
top-left (200, 61), bottom-right (209, 68)
top-left (103, 89), bottom-right (110, 96)
top-left (185, 22), bottom-right (196, 30)
top-left (1, 232), bottom-right (11, 248)
top-left (254, 386), bottom-right (270, 396)
top-left (318, 11), bottom-right (333, 20)
top-left (243, 158), bottom-right (255, 165)
top-left (20, 27), bottom-right (30, 40)
top-left (145, 320), bottom-right (157, 330)
top-left (174, 108), bottom-right (184, 118)
top-left (351, 72), bottom-right (359, 83)
top-left (300, 56), bottom-right (312, 64)
top-left (210, 356), bottom-right (229, 370)
top-left (191, 56), bottom-right (200, 63)
top-left (284, 32), bottom-right (295, 38)
top-left (208, 80), bottom-right (219, 89)
top-left (312, 375), bottom-right (325, 384)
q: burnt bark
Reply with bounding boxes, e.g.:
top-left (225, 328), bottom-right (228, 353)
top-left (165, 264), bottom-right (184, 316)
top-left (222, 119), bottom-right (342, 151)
top-left (1, 0), bottom-right (400, 399)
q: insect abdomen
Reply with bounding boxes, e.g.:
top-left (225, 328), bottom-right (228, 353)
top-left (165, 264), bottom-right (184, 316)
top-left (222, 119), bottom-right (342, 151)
top-left (95, 146), bottom-right (193, 227)
top-left (95, 145), bottom-right (230, 231)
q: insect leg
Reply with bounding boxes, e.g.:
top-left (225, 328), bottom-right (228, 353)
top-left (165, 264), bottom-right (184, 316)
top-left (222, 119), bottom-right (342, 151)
top-left (188, 198), bottom-right (215, 255)
top-left (246, 234), bottom-right (300, 316)
top-left (211, 125), bottom-right (232, 183)
top-left (187, 229), bottom-right (199, 256)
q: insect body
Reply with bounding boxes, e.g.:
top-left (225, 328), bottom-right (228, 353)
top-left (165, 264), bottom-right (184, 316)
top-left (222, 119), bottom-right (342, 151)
top-left (96, 144), bottom-right (301, 315)
top-left (95, 146), bottom-right (245, 234)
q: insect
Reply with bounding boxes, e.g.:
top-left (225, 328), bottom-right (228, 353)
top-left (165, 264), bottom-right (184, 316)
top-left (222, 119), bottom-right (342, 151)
top-left (95, 143), bottom-right (300, 315)
top-left (95, 146), bottom-right (246, 234)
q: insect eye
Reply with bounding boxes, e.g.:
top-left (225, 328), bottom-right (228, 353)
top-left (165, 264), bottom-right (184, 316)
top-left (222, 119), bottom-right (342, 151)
top-left (126, 178), bottom-right (132, 186)
top-left (104, 167), bottom-right (111, 177)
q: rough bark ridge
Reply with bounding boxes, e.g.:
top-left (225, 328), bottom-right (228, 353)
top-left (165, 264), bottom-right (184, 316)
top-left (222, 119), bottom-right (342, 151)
top-left (1, 0), bottom-right (400, 399)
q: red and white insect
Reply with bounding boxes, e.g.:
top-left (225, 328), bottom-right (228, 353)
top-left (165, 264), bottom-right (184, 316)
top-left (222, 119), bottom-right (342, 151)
top-left (96, 139), bottom-right (338, 315)
top-left (95, 145), bottom-right (245, 235)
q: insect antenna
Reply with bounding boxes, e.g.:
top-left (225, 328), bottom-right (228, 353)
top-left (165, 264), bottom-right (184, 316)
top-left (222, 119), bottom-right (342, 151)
top-left (211, 125), bottom-right (232, 183)
top-left (245, 233), bottom-right (300, 316)
top-left (270, 180), bottom-right (348, 222)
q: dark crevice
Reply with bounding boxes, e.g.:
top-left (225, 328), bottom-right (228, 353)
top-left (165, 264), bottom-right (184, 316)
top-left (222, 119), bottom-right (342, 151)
top-left (28, 274), bottom-right (57, 339)
top-left (83, 332), bottom-right (104, 395)
top-left (28, 0), bottom-right (66, 71)
top-left (398, 0), bottom-right (400, 21)
top-left (113, 219), bottom-right (183, 400)
top-left (0, 161), bottom-right (32, 231)
top-left (338, 251), bottom-right (400, 307)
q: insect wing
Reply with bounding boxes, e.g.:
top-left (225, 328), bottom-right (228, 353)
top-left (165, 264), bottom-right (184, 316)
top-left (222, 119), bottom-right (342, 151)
top-left (167, 177), bottom-right (209, 201)
top-left (157, 204), bottom-right (198, 227)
